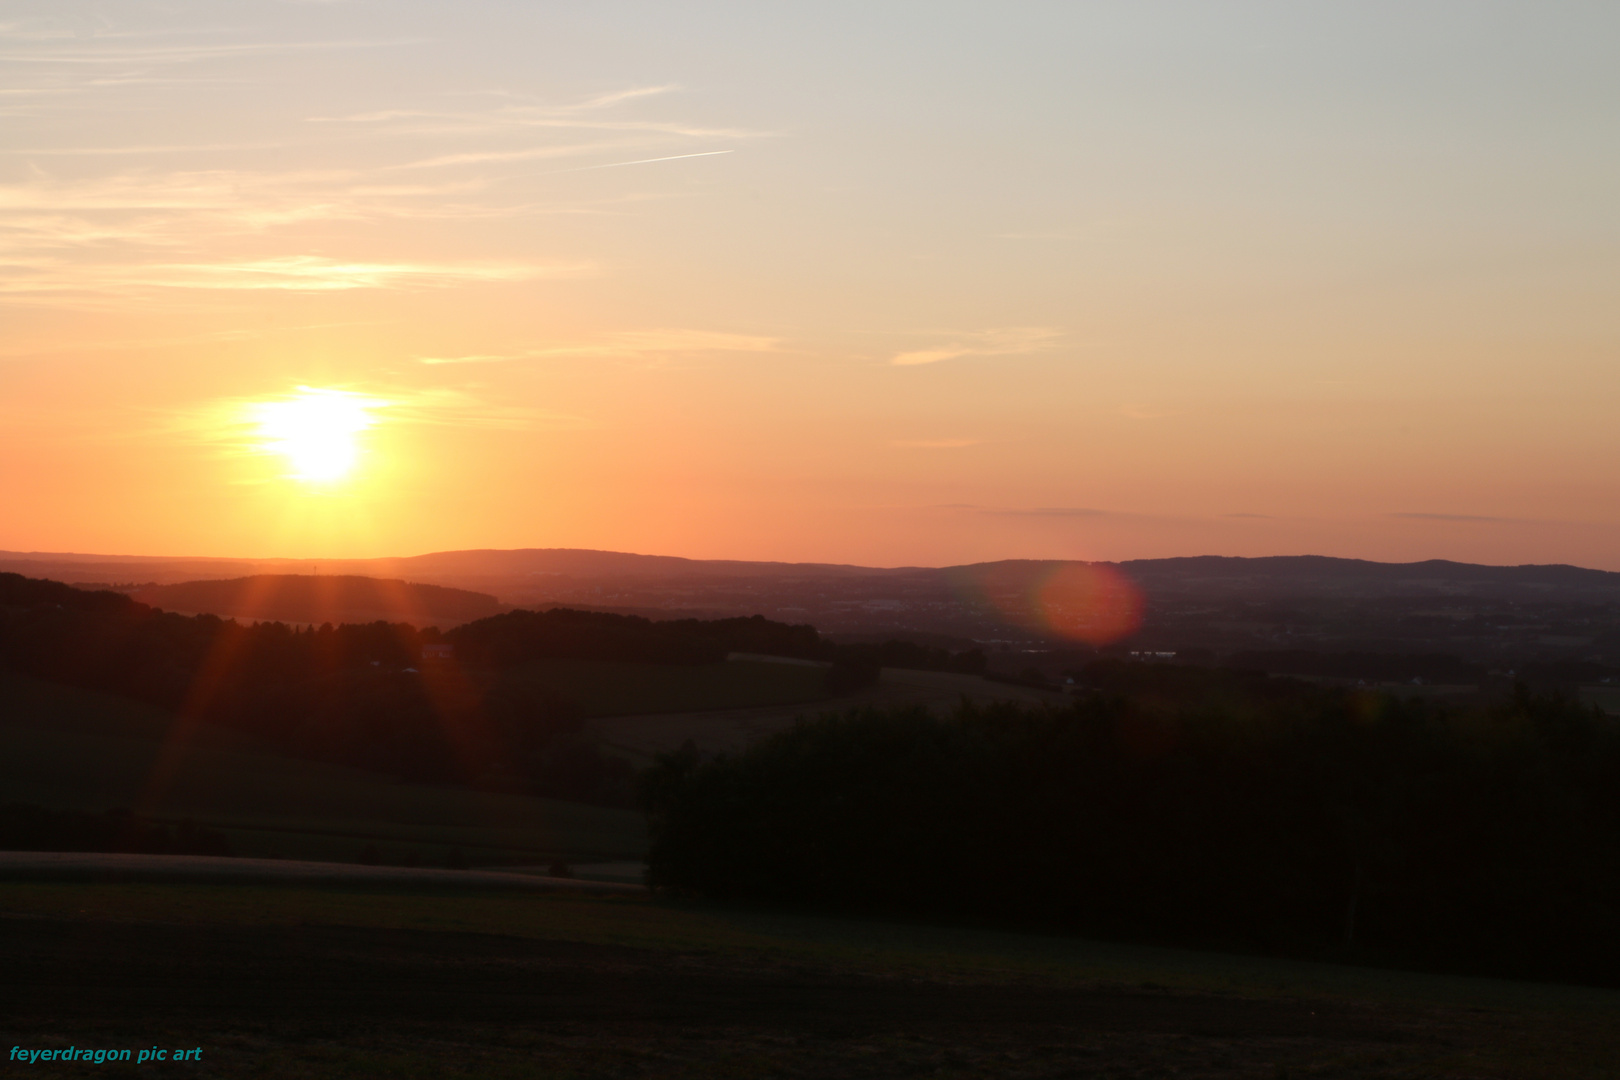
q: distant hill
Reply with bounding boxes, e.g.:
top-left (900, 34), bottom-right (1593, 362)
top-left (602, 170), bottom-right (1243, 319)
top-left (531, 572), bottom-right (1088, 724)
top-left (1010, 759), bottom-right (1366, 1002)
top-left (4, 547), bottom-right (1619, 661)
top-left (1116, 555), bottom-right (1620, 596)
top-left (127, 575), bottom-right (507, 627)
top-left (0, 547), bottom-right (898, 591)
top-left (365, 548), bottom-right (899, 580)
top-left (6, 547), bottom-right (1617, 597)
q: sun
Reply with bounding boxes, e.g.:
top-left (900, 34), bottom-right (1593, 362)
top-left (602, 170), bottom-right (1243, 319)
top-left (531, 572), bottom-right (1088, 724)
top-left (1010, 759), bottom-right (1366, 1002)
top-left (250, 387), bottom-right (382, 483)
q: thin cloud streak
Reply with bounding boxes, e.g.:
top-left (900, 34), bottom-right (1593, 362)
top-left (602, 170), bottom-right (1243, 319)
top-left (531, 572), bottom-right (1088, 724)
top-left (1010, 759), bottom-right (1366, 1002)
top-left (390, 387), bottom-right (593, 432)
top-left (0, 256), bottom-right (588, 295)
top-left (0, 61), bottom-right (757, 311)
top-left (311, 85), bottom-right (682, 125)
top-left (0, 321), bottom-right (379, 359)
top-left (1390, 513), bottom-right (1523, 524)
top-left (578, 85), bottom-right (682, 109)
top-left (12, 141), bottom-right (285, 156)
top-left (390, 142), bottom-right (640, 171)
top-left (0, 37), bottom-right (421, 66)
top-left (892, 327), bottom-right (1063, 366)
top-left (980, 506), bottom-right (1113, 518)
top-left (550, 150), bottom-right (734, 174)
top-left (418, 329), bottom-right (780, 365)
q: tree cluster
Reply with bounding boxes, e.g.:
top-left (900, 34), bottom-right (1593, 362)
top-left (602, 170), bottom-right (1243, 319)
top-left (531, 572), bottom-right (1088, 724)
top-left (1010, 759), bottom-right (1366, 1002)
top-left (0, 575), bottom-right (609, 799)
top-left (641, 660), bottom-right (1620, 984)
top-left (1223, 649), bottom-right (1487, 684)
top-left (0, 574), bottom-right (982, 807)
top-left (446, 608), bottom-right (814, 666)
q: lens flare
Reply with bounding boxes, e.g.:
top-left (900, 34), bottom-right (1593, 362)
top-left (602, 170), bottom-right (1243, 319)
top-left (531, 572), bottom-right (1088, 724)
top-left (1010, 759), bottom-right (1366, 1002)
top-left (1035, 562), bottom-right (1143, 645)
top-left (949, 560), bottom-right (1144, 645)
top-left (249, 387), bottom-right (382, 483)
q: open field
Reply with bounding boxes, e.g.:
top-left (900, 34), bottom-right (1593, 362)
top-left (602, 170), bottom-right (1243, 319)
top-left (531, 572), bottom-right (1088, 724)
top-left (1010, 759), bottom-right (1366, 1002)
top-left (591, 667), bottom-right (1066, 761)
top-left (1, 879), bottom-right (1616, 1078)
top-left (0, 671), bottom-right (646, 865)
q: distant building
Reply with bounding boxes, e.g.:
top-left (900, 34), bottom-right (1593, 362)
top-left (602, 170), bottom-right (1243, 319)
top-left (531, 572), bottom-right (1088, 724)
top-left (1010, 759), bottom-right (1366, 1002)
top-left (421, 644), bottom-right (454, 661)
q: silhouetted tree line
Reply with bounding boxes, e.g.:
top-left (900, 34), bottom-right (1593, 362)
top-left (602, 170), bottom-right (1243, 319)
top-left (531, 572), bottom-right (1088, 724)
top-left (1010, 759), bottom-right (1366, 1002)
top-left (0, 575), bottom-right (614, 799)
top-left (1515, 658), bottom-right (1616, 687)
top-left (0, 803), bottom-right (232, 856)
top-left (1225, 650), bottom-right (1488, 684)
top-left (450, 608), bottom-right (985, 675)
top-left (1199, 650), bottom-right (1612, 691)
top-left (449, 608), bottom-right (735, 665)
top-left (642, 660), bottom-right (1620, 985)
top-left (0, 574), bottom-right (981, 806)
top-left (831, 639), bottom-right (988, 675)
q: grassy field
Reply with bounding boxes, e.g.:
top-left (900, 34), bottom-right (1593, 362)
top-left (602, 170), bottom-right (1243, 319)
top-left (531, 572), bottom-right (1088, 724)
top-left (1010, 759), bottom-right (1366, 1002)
top-left (1, 880), bottom-right (1616, 1078)
top-left (0, 671), bottom-right (646, 865)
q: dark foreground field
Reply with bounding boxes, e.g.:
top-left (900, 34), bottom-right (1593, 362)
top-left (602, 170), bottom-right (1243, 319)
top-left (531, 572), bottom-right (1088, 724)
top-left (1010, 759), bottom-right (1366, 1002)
top-left (2, 881), bottom-right (1616, 1078)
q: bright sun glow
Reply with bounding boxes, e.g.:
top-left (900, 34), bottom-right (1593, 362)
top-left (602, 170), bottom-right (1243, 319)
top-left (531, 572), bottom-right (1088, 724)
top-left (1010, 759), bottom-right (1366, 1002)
top-left (250, 387), bottom-right (383, 483)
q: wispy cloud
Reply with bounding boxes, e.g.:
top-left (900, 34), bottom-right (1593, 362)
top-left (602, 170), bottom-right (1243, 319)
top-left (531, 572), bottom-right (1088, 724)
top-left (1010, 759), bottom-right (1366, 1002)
top-left (388, 144), bottom-right (735, 175)
top-left (0, 26), bottom-right (759, 314)
top-left (415, 352), bottom-right (529, 367)
top-left (418, 329), bottom-right (779, 365)
top-left (11, 141), bottom-right (286, 156)
top-left (307, 84), bottom-right (762, 144)
top-left (891, 327), bottom-right (1062, 367)
top-left (148, 256), bottom-right (574, 291)
top-left (579, 85), bottom-right (682, 109)
top-left (386, 387), bottom-right (592, 431)
top-left (0, 321), bottom-right (378, 359)
top-left (549, 150), bottom-right (734, 174)
top-left (0, 162), bottom-right (604, 305)
top-left (389, 143), bottom-right (637, 170)
top-left (311, 85), bottom-right (682, 125)
top-left (0, 37), bottom-right (420, 67)
top-left (1118, 403), bottom-right (1180, 420)
top-left (1390, 512), bottom-right (1520, 524)
top-left (0, 255), bottom-right (586, 295)
top-left (892, 438), bottom-right (981, 449)
top-left (0, 168), bottom-right (488, 217)
top-left (979, 506), bottom-right (1112, 518)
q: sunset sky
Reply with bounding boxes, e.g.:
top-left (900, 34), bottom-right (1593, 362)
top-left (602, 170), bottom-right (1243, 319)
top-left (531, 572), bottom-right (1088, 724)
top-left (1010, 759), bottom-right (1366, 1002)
top-left (3, 2), bottom-right (1618, 569)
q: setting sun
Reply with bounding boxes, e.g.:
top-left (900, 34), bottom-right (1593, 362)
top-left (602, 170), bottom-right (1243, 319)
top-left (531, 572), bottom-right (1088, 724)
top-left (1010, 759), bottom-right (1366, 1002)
top-left (249, 388), bottom-right (382, 484)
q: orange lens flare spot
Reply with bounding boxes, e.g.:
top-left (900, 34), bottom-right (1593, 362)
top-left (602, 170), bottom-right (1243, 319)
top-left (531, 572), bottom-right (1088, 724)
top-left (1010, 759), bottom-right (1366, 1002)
top-left (1035, 563), bottom-right (1144, 645)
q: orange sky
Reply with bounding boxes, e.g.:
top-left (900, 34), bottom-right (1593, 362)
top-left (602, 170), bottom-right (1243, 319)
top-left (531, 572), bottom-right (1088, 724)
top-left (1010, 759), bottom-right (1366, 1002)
top-left (3, 3), bottom-right (1618, 569)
